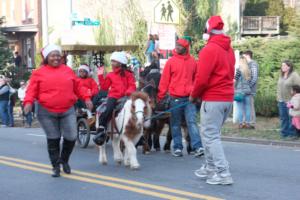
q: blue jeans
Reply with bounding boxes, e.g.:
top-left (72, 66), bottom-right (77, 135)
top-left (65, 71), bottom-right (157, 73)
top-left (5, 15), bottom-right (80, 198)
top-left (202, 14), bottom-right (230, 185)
top-left (236, 95), bottom-right (251, 124)
top-left (7, 104), bottom-right (14, 127)
top-left (170, 97), bottom-right (203, 150)
top-left (0, 100), bottom-right (9, 126)
top-left (278, 102), bottom-right (296, 137)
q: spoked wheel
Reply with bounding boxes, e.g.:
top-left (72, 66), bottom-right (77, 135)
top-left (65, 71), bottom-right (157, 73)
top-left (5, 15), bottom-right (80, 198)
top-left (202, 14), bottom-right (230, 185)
top-left (77, 118), bottom-right (90, 148)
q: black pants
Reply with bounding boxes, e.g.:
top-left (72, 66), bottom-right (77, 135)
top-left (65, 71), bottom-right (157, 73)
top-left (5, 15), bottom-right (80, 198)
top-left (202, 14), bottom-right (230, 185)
top-left (99, 97), bottom-right (117, 128)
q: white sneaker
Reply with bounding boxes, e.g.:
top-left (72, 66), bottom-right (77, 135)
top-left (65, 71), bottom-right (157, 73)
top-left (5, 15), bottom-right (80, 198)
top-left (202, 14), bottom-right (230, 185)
top-left (172, 149), bottom-right (183, 157)
top-left (194, 164), bottom-right (215, 179)
top-left (206, 172), bottom-right (234, 185)
top-left (194, 147), bottom-right (204, 157)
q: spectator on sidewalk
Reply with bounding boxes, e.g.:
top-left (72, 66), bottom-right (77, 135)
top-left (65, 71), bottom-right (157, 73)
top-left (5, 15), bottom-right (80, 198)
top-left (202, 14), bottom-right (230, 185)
top-left (127, 53), bottom-right (141, 84)
top-left (287, 85), bottom-right (300, 139)
top-left (242, 50), bottom-right (259, 125)
top-left (18, 81), bottom-right (32, 128)
top-left (14, 51), bottom-right (22, 68)
top-left (234, 58), bottom-right (254, 129)
top-left (24, 44), bottom-right (93, 178)
top-left (145, 34), bottom-right (155, 63)
top-left (158, 38), bottom-right (204, 158)
top-left (190, 16), bottom-right (235, 185)
top-left (0, 75), bottom-right (9, 127)
top-left (6, 79), bottom-right (17, 127)
top-left (277, 60), bottom-right (300, 139)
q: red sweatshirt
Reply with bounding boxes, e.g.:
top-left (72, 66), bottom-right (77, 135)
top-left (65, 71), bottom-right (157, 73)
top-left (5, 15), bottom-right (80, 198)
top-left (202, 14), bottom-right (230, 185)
top-left (191, 34), bottom-right (235, 101)
top-left (77, 77), bottom-right (99, 99)
top-left (158, 50), bottom-right (197, 101)
top-left (24, 64), bottom-right (91, 113)
top-left (98, 68), bottom-right (136, 99)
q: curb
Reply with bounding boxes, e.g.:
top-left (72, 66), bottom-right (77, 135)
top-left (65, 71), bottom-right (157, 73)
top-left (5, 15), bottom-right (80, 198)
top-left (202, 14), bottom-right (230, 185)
top-left (222, 136), bottom-right (300, 148)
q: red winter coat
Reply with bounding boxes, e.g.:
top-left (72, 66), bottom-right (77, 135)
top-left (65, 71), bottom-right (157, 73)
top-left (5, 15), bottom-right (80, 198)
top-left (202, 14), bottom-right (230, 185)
top-left (24, 64), bottom-right (91, 113)
top-left (191, 34), bottom-right (235, 101)
top-left (98, 68), bottom-right (136, 99)
top-left (77, 77), bottom-right (99, 100)
top-left (158, 50), bottom-right (197, 101)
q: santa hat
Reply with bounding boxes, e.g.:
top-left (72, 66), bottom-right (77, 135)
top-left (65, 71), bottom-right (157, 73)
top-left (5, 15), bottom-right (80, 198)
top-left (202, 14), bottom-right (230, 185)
top-left (205, 16), bottom-right (224, 34)
top-left (78, 64), bottom-right (92, 76)
top-left (110, 51), bottom-right (128, 65)
top-left (42, 44), bottom-right (62, 58)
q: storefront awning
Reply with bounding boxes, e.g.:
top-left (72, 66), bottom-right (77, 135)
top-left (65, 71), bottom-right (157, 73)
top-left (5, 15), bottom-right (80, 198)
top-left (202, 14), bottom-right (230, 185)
top-left (1, 24), bottom-right (38, 32)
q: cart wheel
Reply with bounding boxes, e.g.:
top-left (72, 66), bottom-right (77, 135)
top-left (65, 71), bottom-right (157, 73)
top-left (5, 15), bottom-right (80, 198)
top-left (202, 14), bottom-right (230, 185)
top-left (77, 118), bottom-right (90, 148)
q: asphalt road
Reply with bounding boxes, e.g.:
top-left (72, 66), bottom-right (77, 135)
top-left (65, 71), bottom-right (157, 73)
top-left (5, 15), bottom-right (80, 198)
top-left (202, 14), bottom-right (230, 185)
top-left (0, 128), bottom-right (300, 200)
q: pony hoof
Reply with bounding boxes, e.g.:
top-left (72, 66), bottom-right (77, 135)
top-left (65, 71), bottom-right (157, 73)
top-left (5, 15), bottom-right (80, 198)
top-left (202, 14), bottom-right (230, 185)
top-left (130, 165), bottom-right (140, 170)
top-left (145, 151), bottom-right (151, 155)
top-left (101, 161), bottom-right (108, 165)
top-left (116, 160), bottom-right (122, 165)
top-left (124, 161), bottom-right (130, 167)
top-left (155, 148), bottom-right (161, 152)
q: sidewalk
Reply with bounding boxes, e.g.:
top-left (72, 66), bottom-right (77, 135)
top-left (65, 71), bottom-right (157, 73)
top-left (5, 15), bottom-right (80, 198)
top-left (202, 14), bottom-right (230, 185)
top-left (222, 136), bottom-right (300, 148)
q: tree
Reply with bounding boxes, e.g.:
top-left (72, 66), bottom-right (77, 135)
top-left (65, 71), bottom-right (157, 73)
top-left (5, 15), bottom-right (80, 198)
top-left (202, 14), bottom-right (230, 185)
top-left (243, 0), bottom-right (268, 16)
top-left (266, 0), bottom-right (286, 33)
top-left (180, 0), bottom-right (220, 54)
top-left (122, 0), bottom-right (147, 64)
top-left (0, 16), bottom-right (14, 79)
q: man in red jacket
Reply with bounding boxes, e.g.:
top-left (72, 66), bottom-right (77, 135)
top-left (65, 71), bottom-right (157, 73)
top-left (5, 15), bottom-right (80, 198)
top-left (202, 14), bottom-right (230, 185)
top-left (158, 39), bottom-right (204, 157)
top-left (190, 16), bottom-right (235, 185)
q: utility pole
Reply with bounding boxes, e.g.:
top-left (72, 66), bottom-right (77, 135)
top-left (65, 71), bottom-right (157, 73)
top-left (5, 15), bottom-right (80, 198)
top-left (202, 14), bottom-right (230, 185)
top-left (41, 0), bottom-right (48, 46)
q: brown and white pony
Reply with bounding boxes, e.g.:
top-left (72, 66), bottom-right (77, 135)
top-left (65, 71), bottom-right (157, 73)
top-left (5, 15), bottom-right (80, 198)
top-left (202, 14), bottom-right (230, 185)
top-left (98, 92), bottom-right (151, 169)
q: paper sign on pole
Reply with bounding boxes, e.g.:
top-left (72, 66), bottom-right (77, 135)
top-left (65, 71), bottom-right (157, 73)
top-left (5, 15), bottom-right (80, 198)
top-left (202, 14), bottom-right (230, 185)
top-left (158, 24), bottom-right (176, 50)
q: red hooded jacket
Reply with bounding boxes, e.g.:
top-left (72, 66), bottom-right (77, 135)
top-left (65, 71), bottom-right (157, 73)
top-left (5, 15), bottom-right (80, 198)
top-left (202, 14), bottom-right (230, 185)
top-left (98, 68), bottom-right (136, 99)
top-left (77, 77), bottom-right (99, 100)
top-left (24, 64), bottom-right (91, 113)
top-left (158, 39), bottom-right (197, 101)
top-left (191, 34), bottom-right (235, 101)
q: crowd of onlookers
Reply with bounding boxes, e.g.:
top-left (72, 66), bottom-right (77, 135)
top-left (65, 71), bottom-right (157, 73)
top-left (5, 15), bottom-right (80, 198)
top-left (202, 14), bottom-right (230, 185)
top-left (0, 77), bottom-right (33, 128)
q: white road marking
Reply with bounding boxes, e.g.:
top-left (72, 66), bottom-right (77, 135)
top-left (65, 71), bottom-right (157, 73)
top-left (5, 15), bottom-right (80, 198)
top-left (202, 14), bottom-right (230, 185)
top-left (26, 134), bottom-right (45, 137)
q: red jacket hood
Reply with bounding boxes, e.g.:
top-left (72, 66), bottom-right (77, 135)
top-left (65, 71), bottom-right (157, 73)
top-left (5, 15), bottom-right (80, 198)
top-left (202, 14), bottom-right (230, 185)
top-left (172, 49), bottom-right (191, 60)
top-left (208, 34), bottom-right (232, 51)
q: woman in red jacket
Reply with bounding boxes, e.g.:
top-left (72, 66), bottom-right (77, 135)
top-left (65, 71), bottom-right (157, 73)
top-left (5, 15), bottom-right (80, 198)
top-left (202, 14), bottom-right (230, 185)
top-left (93, 51), bottom-right (136, 146)
top-left (77, 64), bottom-right (99, 123)
top-left (24, 44), bottom-right (93, 177)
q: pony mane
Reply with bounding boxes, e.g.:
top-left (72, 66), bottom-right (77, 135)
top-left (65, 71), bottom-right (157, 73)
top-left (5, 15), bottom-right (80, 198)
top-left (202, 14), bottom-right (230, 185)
top-left (130, 91), bottom-right (149, 103)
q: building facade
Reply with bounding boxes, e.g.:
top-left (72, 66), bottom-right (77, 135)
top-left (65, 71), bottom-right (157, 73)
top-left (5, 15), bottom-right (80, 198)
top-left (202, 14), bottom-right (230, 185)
top-left (0, 0), bottom-right (42, 68)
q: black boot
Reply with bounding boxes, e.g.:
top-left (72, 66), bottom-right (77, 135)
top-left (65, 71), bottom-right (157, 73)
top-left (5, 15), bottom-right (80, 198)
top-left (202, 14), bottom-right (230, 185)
top-left (93, 127), bottom-right (107, 146)
top-left (60, 139), bottom-right (76, 174)
top-left (47, 138), bottom-right (61, 177)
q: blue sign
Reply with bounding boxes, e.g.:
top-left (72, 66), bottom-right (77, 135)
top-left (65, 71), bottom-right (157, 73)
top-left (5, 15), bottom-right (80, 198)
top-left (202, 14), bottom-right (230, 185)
top-left (72, 18), bottom-right (100, 26)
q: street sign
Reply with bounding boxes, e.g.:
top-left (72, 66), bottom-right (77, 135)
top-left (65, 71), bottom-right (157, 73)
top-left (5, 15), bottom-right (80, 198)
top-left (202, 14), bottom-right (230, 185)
top-left (71, 13), bottom-right (100, 26)
top-left (154, 0), bottom-right (180, 24)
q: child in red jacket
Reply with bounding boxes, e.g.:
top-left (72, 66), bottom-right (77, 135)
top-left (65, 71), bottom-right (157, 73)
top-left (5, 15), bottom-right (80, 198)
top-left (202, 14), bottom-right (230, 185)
top-left (77, 64), bottom-right (99, 123)
top-left (93, 52), bottom-right (136, 145)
